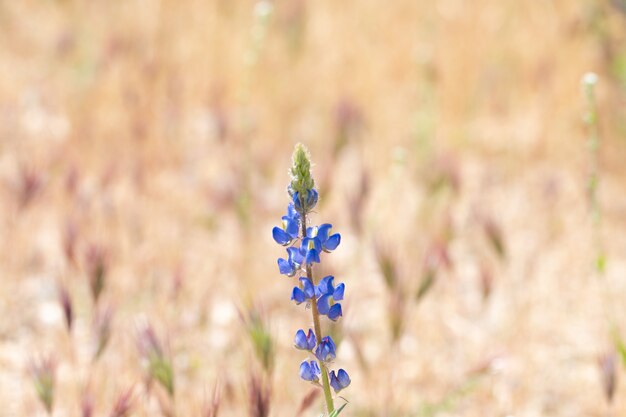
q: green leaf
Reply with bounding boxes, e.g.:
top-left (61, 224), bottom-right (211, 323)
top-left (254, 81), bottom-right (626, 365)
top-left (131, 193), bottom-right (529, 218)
top-left (416, 270), bottom-right (436, 303)
top-left (329, 403), bottom-right (348, 417)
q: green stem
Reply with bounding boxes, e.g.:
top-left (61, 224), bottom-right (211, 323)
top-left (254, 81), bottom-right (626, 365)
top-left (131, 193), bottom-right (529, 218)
top-left (583, 76), bottom-right (604, 275)
top-left (301, 212), bottom-right (335, 415)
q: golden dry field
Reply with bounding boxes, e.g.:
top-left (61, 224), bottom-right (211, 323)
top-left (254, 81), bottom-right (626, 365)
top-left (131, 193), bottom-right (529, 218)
top-left (1, 1), bottom-right (626, 416)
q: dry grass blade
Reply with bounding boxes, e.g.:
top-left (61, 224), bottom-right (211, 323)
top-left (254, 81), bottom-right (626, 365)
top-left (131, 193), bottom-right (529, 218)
top-left (248, 373), bottom-right (271, 417)
top-left (29, 354), bottom-right (56, 415)
top-left (109, 387), bottom-right (135, 417)
top-left (203, 381), bottom-right (222, 417)
top-left (296, 388), bottom-right (320, 416)
top-left (598, 352), bottom-right (617, 404)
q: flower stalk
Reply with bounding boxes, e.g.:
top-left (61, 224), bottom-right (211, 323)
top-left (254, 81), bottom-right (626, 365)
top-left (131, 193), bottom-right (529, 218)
top-left (301, 212), bottom-right (335, 414)
top-left (273, 144), bottom-right (350, 416)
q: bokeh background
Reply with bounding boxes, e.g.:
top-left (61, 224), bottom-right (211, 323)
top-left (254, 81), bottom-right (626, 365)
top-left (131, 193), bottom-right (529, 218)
top-left (2, 0), bottom-right (626, 416)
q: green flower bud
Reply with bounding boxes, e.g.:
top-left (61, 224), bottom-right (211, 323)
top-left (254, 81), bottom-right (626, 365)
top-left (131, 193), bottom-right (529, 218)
top-left (290, 143), bottom-right (315, 196)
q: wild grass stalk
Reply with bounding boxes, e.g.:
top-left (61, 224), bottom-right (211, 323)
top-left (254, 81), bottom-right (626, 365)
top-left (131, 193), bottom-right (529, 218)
top-left (30, 354), bottom-right (56, 415)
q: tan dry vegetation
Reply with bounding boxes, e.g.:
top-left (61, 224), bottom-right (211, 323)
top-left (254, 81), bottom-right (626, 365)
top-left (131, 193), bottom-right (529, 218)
top-left (1, 0), bottom-right (626, 416)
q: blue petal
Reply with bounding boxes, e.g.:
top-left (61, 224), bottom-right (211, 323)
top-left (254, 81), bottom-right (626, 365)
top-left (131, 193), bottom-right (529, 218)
top-left (333, 283), bottom-right (345, 301)
top-left (315, 337), bottom-right (336, 362)
top-left (317, 294), bottom-right (330, 315)
top-left (324, 335), bottom-right (337, 352)
top-left (272, 227), bottom-right (291, 245)
top-left (287, 246), bottom-right (304, 266)
top-left (317, 224), bottom-right (332, 243)
top-left (329, 370), bottom-right (341, 392)
top-left (305, 248), bottom-right (320, 265)
top-left (306, 189), bottom-right (319, 208)
top-left (314, 344), bottom-right (326, 362)
top-left (311, 360), bottom-right (320, 376)
top-left (291, 287), bottom-right (306, 304)
top-left (337, 369), bottom-right (351, 388)
top-left (284, 218), bottom-right (299, 238)
top-left (324, 233), bottom-right (341, 252)
top-left (306, 226), bottom-right (314, 238)
top-left (303, 237), bottom-right (322, 253)
top-left (294, 329), bottom-right (308, 350)
top-left (278, 258), bottom-right (294, 276)
top-left (328, 303), bottom-right (342, 321)
top-left (292, 191), bottom-right (301, 209)
top-left (299, 361), bottom-right (314, 381)
top-left (293, 189), bottom-right (319, 213)
top-left (299, 360), bottom-right (319, 382)
top-left (306, 329), bottom-right (316, 350)
top-left (286, 203), bottom-right (299, 220)
top-left (317, 276), bottom-right (335, 296)
top-left (300, 277), bottom-right (315, 299)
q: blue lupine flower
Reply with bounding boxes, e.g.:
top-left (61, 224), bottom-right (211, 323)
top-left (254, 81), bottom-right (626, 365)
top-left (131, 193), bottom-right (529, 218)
top-left (272, 204), bottom-right (300, 246)
top-left (294, 328), bottom-right (316, 351)
top-left (316, 275), bottom-right (335, 297)
top-left (291, 277), bottom-right (315, 305)
top-left (315, 276), bottom-right (345, 300)
top-left (315, 276), bottom-right (344, 320)
top-left (291, 287), bottom-right (307, 304)
top-left (329, 369), bottom-right (351, 393)
top-left (277, 246), bottom-right (304, 276)
top-left (300, 278), bottom-right (315, 298)
top-left (299, 360), bottom-right (321, 382)
top-left (292, 189), bottom-right (318, 213)
top-left (314, 336), bottom-right (336, 362)
top-left (276, 144), bottom-right (351, 400)
top-left (307, 224), bottom-right (341, 253)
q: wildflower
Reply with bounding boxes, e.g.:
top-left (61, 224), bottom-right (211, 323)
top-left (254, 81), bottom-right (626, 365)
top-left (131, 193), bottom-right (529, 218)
top-left (294, 329), bottom-right (316, 351)
top-left (315, 276), bottom-right (344, 300)
top-left (329, 369), bottom-right (351, 393)
top-left (307, 224), bottom-right (341, 253)
top-left (272, 203), bottom-right (300, 246)
top-left (277, 246), bottom-right (304, 277)
top-left (314, 336), bottom-right (336, 363)
top-left (273, 144), bottom-right (350, 413)
top-left (299, 360), bottom-right (321, 382)
top-left (301, 235), bottom-right (321, 265)
top-left (291, 278), bottom-right (315, 305)
top-left (315, 276), bottom-right (344, 321)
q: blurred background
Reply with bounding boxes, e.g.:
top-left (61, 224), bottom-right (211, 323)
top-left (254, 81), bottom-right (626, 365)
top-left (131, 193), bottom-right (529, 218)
top-left (1, 0), bottom-right (626, 416)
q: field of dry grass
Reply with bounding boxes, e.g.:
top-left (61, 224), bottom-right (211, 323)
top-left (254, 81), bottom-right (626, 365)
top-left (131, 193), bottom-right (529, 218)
top-left (2, 0), bottom-right (626, 416)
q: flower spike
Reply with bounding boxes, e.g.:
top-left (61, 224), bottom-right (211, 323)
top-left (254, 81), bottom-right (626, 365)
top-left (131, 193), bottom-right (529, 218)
top-left (272, 144), bottom-right (350, 413)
